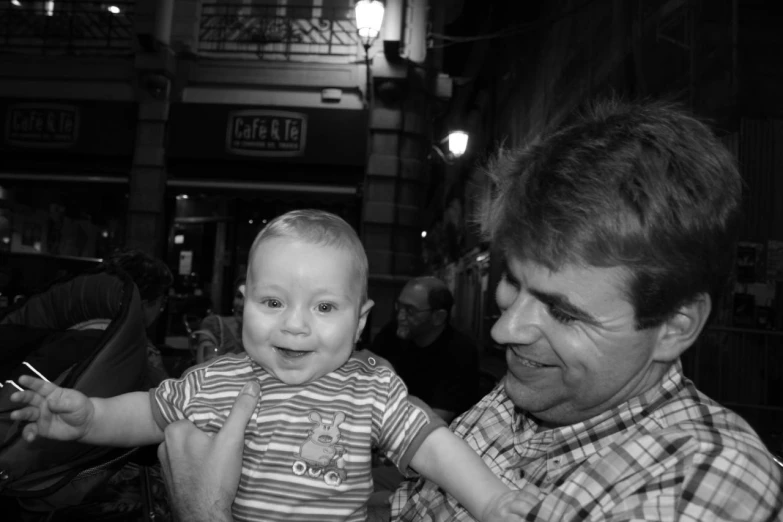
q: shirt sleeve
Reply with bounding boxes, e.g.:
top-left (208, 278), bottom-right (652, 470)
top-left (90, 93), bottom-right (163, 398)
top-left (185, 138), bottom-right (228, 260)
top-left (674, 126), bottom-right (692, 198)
top-left (576, 432), bottom-right (783, 521)
top-left (376, 371), bottom-right (447, 476)
top-left (149, 365), bottom-right (205, 430)
top-left (668, 447), bottom-right (782, 521)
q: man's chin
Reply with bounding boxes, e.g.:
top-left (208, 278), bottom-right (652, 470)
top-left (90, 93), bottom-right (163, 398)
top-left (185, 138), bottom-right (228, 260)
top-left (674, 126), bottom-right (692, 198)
top-left (396, 326), bottom-right (411, 339)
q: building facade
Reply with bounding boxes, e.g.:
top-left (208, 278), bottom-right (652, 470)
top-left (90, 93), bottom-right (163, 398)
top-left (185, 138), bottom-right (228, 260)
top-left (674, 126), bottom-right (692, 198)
top-left (0, 0), bottom-right (455, 340)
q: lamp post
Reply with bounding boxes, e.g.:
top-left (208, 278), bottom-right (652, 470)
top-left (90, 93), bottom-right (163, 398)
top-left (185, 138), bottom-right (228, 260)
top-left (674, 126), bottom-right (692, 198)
top-left (354, 0), bottom-right (385, 102)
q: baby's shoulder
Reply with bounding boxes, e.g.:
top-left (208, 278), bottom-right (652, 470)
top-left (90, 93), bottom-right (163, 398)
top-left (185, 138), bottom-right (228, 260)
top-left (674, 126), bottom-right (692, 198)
top-left (350, 349), bottom-right (395, 372)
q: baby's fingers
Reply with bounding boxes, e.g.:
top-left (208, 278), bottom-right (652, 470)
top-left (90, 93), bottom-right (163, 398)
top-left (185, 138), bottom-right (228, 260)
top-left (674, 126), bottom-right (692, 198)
top-left (21, 423), bottom-right (39, 443)
top-left (17, 375), bottom-right (58, 396)
top-left (503, 492), bottom-right (542, 516)
top-left (10, 389), bottom-right (46, 407)
top-left (10, 405), bottom-right (41, 423)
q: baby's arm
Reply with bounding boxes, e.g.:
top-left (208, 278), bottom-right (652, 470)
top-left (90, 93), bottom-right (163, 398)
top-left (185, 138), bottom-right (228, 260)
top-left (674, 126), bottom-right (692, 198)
top-left (10, 375), bottom-right (164, 447)
top-left (410, 427), bottom-right (538, 521)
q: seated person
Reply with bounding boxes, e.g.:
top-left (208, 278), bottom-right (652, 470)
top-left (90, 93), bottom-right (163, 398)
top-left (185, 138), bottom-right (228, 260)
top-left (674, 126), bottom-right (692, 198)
top-left (99, 249), bottom-right (174, 386)
top-left (370, 276), bottom-right (480, 424)
top-left (11, 209), bottom-right (535, 522)
top-left (392, 99), bottom-right (783, 520)
top-left (194, 275), bottom-right (246, 363)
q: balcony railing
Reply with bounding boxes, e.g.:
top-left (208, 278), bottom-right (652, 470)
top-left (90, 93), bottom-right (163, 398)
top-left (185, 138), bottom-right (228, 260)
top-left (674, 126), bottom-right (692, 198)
top-left (199, 3), bottom-right (361, 62)
top-left (0, 1), bottom-right (135, 56)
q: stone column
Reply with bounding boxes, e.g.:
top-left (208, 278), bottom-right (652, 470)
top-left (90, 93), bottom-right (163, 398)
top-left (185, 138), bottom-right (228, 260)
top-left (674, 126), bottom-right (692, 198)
top-left (126, 0), bottom-right (176, 257)
top-left (126, 97), bottom-right (169, 257)
top-left (361, 70), bottom-right (429, 337)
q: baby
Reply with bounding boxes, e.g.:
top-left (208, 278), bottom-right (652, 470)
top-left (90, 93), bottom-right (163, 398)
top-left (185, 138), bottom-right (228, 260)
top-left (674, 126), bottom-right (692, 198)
top-left (11, 209), bottom-right (529, 522)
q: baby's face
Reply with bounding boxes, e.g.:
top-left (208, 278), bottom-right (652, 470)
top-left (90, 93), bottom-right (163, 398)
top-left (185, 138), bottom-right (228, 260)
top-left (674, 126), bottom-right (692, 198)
top-left (242, 237), bottom-right (372, 385)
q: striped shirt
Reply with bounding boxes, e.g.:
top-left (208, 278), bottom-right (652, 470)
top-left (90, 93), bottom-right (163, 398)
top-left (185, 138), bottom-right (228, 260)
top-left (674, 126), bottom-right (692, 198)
top-left (151, 352), bottom-right (444, 522)
top-left (392, 361), bottom-right (783, 521)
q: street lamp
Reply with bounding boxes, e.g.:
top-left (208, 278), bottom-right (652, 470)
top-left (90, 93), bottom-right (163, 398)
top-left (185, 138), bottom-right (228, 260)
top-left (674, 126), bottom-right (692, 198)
top-left (447, 131), bottom-right (469, 158)
top-left (354, 0), bottom-right (385, 102)
top-left (355, 0), bottom-right (385, 50)
top-left (431, 130), bottom-right (470, 164)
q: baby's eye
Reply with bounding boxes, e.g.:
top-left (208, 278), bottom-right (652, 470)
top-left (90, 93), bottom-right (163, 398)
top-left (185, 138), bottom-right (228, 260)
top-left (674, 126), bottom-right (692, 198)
top-left (261, 298), bottom-right (282, 309)
top-left (317, 303), bottom-right (335, 313)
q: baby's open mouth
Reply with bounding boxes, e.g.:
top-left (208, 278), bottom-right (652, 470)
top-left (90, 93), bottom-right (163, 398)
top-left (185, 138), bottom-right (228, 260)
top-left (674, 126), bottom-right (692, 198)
top-left (275, 346), bottom-right (310, 358)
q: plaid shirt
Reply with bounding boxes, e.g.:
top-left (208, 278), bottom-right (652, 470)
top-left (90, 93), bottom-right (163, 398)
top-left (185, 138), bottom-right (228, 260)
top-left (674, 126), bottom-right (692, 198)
top-left (392, 362), bottom-right (783, 521)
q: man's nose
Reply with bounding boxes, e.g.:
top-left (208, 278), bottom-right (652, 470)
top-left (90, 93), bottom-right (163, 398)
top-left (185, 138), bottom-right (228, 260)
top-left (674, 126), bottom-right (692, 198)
top-left (491, 293), bottom-right (541, 346)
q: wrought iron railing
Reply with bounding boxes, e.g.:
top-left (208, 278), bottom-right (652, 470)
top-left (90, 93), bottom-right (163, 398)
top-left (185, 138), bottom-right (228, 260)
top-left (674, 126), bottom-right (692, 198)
top-left (199, 3), bottom-right (361, 61)
top-left (0, 1), bottom-right (135, 56)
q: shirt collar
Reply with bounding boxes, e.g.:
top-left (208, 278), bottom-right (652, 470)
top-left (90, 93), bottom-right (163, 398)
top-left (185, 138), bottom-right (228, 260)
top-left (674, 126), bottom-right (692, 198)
top-left (509, 362), bottom-right (687, 459)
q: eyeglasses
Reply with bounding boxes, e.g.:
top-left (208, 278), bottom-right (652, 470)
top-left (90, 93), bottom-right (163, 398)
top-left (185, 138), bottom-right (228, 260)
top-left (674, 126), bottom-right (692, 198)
top-left (394, 301), bottom-right (432, 317)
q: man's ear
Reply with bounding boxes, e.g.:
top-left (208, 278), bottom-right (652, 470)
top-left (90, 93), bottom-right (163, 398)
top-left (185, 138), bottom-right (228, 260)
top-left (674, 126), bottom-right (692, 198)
top-left (652, 293), bottom-right (711, 362)
top-left (355, 299), bottom-right (374, 343)
top-left (432, 309), bottom-right (449, 326)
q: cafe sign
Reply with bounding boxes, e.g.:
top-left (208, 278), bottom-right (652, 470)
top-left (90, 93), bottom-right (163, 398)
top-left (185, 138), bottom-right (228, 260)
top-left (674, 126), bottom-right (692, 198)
top-left (226, 110), bottom-right (307, 157)
top-left (5, 103), bottom-right (80, 148)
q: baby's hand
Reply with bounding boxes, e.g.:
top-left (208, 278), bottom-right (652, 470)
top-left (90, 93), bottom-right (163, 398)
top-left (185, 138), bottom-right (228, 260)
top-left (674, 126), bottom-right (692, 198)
top-left (10, 375), bottom-right (95, 443)
top-left (482, 483), bottom-right (541, 522)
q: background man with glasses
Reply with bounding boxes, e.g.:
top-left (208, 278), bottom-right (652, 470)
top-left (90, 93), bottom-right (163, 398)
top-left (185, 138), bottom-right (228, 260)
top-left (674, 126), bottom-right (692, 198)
top-left (367, 276), bottom-right (482, 507)
top-left (370, 276), bottom-right (480, 424)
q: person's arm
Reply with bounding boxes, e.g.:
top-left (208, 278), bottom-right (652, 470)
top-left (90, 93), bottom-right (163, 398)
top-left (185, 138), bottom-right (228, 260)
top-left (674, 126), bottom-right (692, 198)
top-left (10, 375), bottom-right (163, 447)
top-left (431, 407), bottom-right (456, 424)
top-left (85, 392), bottom-right (164, 446)
top-left (410, 426), bottom-right (538, 521)
top-left (157, 380), bottom-right (261, 522)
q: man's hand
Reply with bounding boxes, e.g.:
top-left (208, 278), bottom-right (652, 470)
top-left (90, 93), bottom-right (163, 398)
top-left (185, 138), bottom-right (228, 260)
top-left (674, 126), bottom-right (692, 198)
top-left (10, 375), bottom-right (95, 443)
top-left (158, 380), bottom-right (261, 522)
top-left (482, 483), bottom-right (541, 522)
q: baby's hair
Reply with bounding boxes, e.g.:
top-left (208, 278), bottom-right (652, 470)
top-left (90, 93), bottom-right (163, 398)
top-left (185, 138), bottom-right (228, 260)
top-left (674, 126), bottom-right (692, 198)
top-left (247, 209), bottom-right (368, 302)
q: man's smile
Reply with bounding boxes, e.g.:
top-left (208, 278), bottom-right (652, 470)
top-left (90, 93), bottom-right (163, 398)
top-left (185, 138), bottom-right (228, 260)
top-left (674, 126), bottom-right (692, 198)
top-left (508, 347), bottom-right (555, 368)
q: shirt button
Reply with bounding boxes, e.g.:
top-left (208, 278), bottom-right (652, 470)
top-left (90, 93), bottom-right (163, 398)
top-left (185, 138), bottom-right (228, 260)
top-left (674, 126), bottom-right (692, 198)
top-left (368, 356), bottom-right (376, 366)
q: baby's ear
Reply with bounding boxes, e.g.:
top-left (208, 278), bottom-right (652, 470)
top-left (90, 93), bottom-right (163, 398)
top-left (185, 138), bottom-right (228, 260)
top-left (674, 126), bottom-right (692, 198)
top-left (355, 299), bottom-right (374, 342)
top-left (239, 284), bottom-right (247, 297)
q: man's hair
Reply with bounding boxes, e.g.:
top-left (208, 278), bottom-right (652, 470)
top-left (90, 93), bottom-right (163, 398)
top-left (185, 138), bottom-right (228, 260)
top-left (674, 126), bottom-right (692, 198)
top-left (101, 249), bottom-right (173, 303)
top-left (478, 98), bottom-right (742, 329)
top-left (248, 209), bottom-right (368, 302)
top-left (410, 276), bottom-right (454, 317)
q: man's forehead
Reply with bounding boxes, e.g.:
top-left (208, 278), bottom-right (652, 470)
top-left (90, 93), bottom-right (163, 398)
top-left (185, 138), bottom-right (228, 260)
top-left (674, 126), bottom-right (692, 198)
top-left (399, 282), bottom-right (429, 304)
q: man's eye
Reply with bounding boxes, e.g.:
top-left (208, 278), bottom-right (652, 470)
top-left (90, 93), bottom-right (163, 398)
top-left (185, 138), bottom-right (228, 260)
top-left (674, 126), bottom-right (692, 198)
top-left (548, 306), bottom-right (576, 324)
top-left (317, 303), bottom-right (334, 313)
top-left (261, 298), bottom-right (282, 308)
top-left (500, 271), bottom-right (520, 289)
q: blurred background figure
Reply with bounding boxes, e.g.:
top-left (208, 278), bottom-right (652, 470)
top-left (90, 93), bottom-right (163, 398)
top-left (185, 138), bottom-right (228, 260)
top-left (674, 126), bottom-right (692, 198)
top-left (191, 274), bottom-right (246, 364)
top-left (370, 275), bottom-right (480, 423)
top-left (99, 249), bottom-right (174, 386)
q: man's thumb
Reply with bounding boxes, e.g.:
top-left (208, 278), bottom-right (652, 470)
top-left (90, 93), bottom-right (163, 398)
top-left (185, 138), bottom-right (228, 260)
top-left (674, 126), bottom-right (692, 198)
top-left (218, 381), bottom-right (261, 441)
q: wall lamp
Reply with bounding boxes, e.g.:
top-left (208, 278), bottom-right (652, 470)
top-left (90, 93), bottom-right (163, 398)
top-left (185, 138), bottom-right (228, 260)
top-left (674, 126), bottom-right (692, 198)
top-left (431, 130), bottom-right (470, 164)
top-left (355, 0), bottom-right (385, 102)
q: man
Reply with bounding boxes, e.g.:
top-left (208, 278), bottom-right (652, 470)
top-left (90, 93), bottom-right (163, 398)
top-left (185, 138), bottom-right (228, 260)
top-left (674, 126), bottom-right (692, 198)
top-left (371, 276), bottom-right (480, 423)
top-left (157, 99), bottom-right (783, 521)
top-left (391, 99), bottom-right (783, 520)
